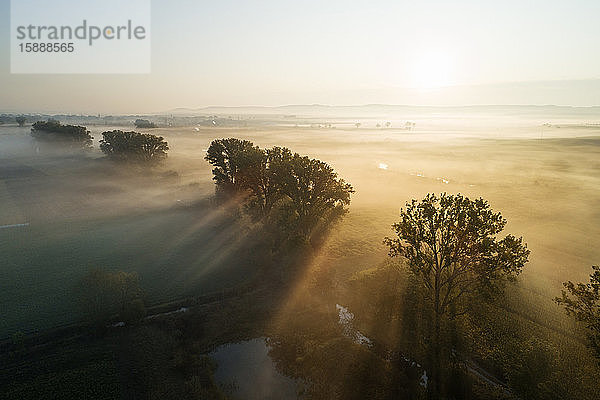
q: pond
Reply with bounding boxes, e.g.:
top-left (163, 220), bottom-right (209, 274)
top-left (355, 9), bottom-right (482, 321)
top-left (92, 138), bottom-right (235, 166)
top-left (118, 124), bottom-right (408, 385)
top-left (210, 337), bottom-right (301, 400)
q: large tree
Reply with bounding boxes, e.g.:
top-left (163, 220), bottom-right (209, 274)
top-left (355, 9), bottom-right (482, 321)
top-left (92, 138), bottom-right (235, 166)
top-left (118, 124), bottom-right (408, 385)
top-left (239, 145), bottom-right (294, 216)
top-left (100, 130), bottom-right (169, 164)
top-left (15, 116), bottom-right (26, 127)
top-left (384, 193), bottom-right (529, 395)
top-left (274, 153), bottom-right (354, 237)
top-left (205, 138), bottom-right (354, 242)
top-left (205, 138), bottom-right (261, 196)
top-left (556, 265), bottom-right (600, 361)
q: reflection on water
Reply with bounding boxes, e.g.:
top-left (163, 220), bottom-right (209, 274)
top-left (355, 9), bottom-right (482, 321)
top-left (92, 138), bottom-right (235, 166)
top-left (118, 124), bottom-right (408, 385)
top-left (210, 337), bottom-right (300, 400)
top-left (336, 304), bottom-right (372, 347)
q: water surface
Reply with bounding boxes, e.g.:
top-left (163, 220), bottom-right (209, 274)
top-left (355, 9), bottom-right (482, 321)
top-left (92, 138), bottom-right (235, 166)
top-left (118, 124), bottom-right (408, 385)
top-left (210, 337), bottom-right (300, 400)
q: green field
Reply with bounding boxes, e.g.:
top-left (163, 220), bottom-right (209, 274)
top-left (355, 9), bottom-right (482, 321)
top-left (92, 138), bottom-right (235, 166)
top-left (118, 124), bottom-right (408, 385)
top-left (0, 128), bottom-right (261, 337)
top-left (1, 206), bottom-right (259, 337)
top-left (2, 119), bottom-right (600, 344)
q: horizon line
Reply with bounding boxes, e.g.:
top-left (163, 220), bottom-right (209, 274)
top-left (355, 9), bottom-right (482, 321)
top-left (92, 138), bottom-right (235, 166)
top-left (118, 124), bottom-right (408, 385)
top-left (3, 103), bottom-right (600, 116)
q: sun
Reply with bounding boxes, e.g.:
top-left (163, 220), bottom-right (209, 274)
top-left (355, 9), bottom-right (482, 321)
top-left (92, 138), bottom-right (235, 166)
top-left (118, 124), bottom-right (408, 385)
top-left (409, 49), bottom-right (455, 89)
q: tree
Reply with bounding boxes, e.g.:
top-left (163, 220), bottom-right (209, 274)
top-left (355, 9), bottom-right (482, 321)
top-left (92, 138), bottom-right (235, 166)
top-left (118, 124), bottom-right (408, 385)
top-left (384, 193), bottom-right (529, 396)
top-left (385, 121), bottom-right (391, 128)
top-left (16, 116), bottom-right (26, 127)
top-left (100, 130), bottom-right (169, 164)
top-left (31, 120), bottom-right (93, 150)
top-left (273, 153), bottom-right (354, 238)
top-left (78, 269), bottom-right (120, 324)
top-left (134, 119), bottom-right (157, 128)
top-left (503, 338), bottom-right (558, 400)
top-left (241, 146), bottom-right (294, 216)
top-left (205, 138), bottom-right (354, 242)
top-left (112, 270), bottom-right (145, 320)
top-left (355, 122), bottom-right (361, 128)
top-left (77, 269), bottom-right (145, 325)
top-left (556, 265), bottom-right (600, 361)
top-left (205, 138), bottom-right (261, 196)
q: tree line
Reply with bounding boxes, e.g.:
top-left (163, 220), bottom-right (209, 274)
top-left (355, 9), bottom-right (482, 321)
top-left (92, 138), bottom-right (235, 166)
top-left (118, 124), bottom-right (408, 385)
top-left (30, 119), bottom-right (169, 163)
top-left (205, 138), bottom-right (354, 245)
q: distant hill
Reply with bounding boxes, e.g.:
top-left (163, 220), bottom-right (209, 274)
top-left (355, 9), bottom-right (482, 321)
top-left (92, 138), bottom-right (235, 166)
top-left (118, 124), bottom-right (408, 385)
top-left (169, 104), bottom-right (600, 118)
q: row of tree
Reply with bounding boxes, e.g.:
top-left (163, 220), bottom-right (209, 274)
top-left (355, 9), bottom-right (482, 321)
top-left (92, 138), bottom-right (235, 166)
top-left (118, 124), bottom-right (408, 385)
top-left (205, 138), bottom-right (354, 243)
top-left (30, 120), bottom-right (169, 163)
top-left (7, 116), bottom-right (157, 128)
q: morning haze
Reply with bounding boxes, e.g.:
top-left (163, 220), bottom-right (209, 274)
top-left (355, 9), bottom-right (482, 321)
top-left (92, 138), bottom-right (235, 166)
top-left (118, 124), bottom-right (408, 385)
top-left (1, 1), bottom-right (600, 399)
top-left (1, 0), bottom-right (600, 112)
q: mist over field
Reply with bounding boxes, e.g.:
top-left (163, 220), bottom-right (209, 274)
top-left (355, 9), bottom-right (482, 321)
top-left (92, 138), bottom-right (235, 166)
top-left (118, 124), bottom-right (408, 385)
top-left (3, 0), bottom-right (600, 397)
top-left (0, 102), bottom-right (599, 399)
top-left (0, 109), bottom-right (597, 327)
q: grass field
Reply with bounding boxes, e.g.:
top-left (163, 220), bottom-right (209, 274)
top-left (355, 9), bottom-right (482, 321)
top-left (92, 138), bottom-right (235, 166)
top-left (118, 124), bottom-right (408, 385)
top-left (0, 127), bottom-right (261, 337)
top-left (1, 114), bottom-right (600, 341)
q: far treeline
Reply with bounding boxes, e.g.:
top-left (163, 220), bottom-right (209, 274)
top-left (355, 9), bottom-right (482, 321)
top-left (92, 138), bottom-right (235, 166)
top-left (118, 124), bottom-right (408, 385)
top-left (134, 119), bottom-right (157, 129)
top-left (30, 119), bottom-right (168, 163)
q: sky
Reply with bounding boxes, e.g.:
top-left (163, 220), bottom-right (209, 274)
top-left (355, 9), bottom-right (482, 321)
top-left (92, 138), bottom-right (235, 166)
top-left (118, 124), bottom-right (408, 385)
top-left (1, 0), bottom-right (600, 113)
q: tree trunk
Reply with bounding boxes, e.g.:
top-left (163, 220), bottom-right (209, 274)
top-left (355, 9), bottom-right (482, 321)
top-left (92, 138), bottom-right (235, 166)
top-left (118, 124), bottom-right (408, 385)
top-left (429, 288), bottom-right (443, 399)
top-left (427, 312), bottom-right (442, 399)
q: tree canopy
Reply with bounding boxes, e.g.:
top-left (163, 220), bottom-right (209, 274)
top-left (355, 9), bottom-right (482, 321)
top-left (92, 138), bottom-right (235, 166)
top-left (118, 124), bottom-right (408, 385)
top-left (205, 138), bottom-right (354, 242)
top-left (275, 153), bottom-right (353, 236)
top-left (15, 116), bottom-right (26, 126)
top-left (385, 193), bottom-right (529, 318)
top-left (100, 130), bottom-right (169, 164)
top-left (556, 265), bottom-right (600, 361)
top-left (31, 120), bottom-right (93, 150)
top-left (205, 138), bottom-right (262, 196)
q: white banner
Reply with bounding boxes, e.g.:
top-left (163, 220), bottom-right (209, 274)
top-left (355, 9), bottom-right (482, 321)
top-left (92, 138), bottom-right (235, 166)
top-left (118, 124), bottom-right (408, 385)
top-left (10, 0), bottom-right (151, 73)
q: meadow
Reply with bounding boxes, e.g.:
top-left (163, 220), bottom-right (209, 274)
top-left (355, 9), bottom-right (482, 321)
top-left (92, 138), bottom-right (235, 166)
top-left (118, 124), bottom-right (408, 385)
top-left (1, 109), bottom-right (599, 344)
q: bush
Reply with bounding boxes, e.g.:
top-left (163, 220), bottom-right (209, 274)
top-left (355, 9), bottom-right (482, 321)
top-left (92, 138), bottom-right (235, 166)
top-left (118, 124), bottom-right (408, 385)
top-left (31, 120), bottom-right (93, 150)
